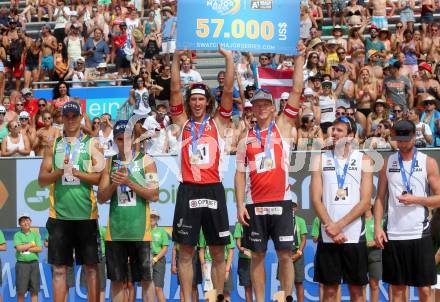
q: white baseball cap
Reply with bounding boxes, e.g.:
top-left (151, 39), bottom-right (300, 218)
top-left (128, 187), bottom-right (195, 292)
top-left (150, 209), bottom-right (160, 217)
top-left (280, 92), bottom-right (290, 100)
top-left (19, 111), bottom-right (30, 119)
top-left (304, 88), bottom-right (314, 96)
top-left (244, 101), bottom-right (252, 108)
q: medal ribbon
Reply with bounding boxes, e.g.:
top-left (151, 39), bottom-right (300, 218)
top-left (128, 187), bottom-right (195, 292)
top-left (332, 151), bottom-right (352, 190)
top-left (64, 131), bottom-right (83, 165)
top-left (255, 121), bottom-right (274, 160)
top-left (190, 115), bottom-right (209, 154)
top-left (398, 148), bottom-right (417, 194)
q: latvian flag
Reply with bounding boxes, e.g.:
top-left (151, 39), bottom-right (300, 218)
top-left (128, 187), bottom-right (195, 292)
top-left (257, 67), bottom-right (293, 99)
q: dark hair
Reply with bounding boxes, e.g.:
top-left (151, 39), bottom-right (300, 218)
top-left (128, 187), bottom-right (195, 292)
top-left (184, 84), bottom-right (215, 117)
top-left (133, 75), bottom-right (144, 89)
top-left (306, 52), bottom-right (319, 69)
top-left (52, 81), bottom-right (70, 99)
top-left (403, 29), bottom-right (413, 36)
top-left (217, 71), bottom-right (225, 79)
top-left (379, 119), bottom-right (392, 129)
top-left (334, 116), bottom-right (357, 135)
top-left (301, 115), bottom-right (313, 127)
top-left (156, 104), bottom-right (167, 112)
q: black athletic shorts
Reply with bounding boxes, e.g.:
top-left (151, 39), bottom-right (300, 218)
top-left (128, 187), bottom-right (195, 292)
top-left (243, 200), bottom-right (295, 252)
top-left (172, 182), bottom-right (230, 246)
top-left (46, 218), bottom-right (101, 266)
top-left (105, 241), bottom-right (152, 283)
top-left (383, 236), bottom-right (436, 287)
top-left (314, 242), bottom-right (368, 285)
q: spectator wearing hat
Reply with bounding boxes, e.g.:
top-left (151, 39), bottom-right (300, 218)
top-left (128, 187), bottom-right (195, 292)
top-left (378, 28), bottom-right (392, 53)
top-left (64, 22), bottom-right (84, 64)
top-left (89, 62), bottom-right (115, 87)
top-left (20, 88), bottom-right (39, 119)
top-left (399, 29), bottom-right (420, 76)
top-left (301, 87), bottom-right (320, 119)
top-left (19, 110), bottom-right (37, 149)
top-left (319, 79), bottom-right (337, 135)
top-left (420, 95), bottom-right (440, 146)
top-left (41, 24), bottom-right (57, 80)
top-left (414, 62), bottom-right (440, 106)
top-left (1, 119), bottom-right (31, 157)
top-left (66, 57), bottom-right (86, 88)
top-left (324, 39), bottom-right (339, 75)
top-left (383, 59), bottom-right (413, 109)
top-left (65, 11), bottom-right (81, 34)
top-left (236, 100), bottom-right (254, 133)
top-left (83, 27), bottom-right (110, 69)
top-left (332, 63), bottom-right (355, 109)
top-left (13, 214), bottom-right (42, 302)
top-left (366, 99), bottom-right (389, 138)
top-left (161, 6), bottom-right (176, 65)
top-left (150, 209), bottom-right (169, 302)
top-left (332, 26), bottom-right (347, 50)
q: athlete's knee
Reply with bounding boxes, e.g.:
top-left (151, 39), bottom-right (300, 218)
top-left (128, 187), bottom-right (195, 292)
top-left (111, 281), bottom-right (125, 292)
top-left (209, 245), bottom-right (226, 263)
top-left (369, 279), bottom-right (379, 291)
top-left (251, 251), bottom-right (265, 263)
top-left (276, 249), bottom-right (292, 263)
top-left (178, 244), bottom-right (195, 264)
top-left (324, 284), bottom-right (339, 298)
top-left (348, 285), bottom-right (363, 299)
top-left (418, 286), bottom-right (432, 299)
top-left (52, 265), bottom-right (67, 281)
top-left (84, 264), bottom-right (98, 276)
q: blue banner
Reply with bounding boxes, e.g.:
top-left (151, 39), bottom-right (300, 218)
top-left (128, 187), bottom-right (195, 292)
top-left (176, 0), bottom-right (300, 54)
top-left (0, 230), bottom-right (409, 301)
top-left (34, 86), bottom-right (131, 119)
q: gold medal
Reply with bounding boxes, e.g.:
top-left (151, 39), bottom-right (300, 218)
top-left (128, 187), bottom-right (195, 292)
top-left (336, 188), bottom-right (346, 198)
top-left (263, 157), bottom-right (273, 170)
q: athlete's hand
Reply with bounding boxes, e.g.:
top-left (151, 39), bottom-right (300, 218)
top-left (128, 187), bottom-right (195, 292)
top-left (225, 270), bottom-right (230, 280)
top-left (397, 194), bottom-right (420, 205)
top-left (374, 227), bottom-right (388, 249)
top-left (291, 253), bottom-right (301, 262)
top-left (324, 221), bottom-right (342, 238)
top-left (171, 265), bottom-right (177, 275)
top-left (111, 170), bottom-right (130, 185)
top-left (332, 233), bottom-right (347, 244)
top-left (72, 167), bottom-right (81, 178)
top-left (218, 44), bottom-right (232, 57)
top-left (243, 249), bottom-right (251, 258)
top-left (237, 205), bottom-right (250, 227)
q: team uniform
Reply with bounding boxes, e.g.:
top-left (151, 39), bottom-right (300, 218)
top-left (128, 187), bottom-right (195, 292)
top-left (105, 152), bottom-right (153, 283)
top-left (172, 117), bottom-right (230, 246)
top-left (383, 151), bottom-right (436, 286)
top-left (151, 225), bottom-right (169, 288)
top-left (314, 150), bottom-right (368, 285)
top-left (46, 134), bottom-right (101, 267)
top-left (242, 122), bottom-right (295, 252)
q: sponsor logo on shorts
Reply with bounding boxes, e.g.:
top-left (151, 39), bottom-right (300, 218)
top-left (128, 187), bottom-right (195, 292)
top-left (254, 206), bottom-right (282, 215)
top-left (219, 231), bottom-right (230, 237)
top-left (249, 237), bottom-right (262, 242)
top-left (178, 230), bottom-right (189, 236)
top-left (189, 199), bottom-right (218, 209)
top-left (176, 218), bottom-right (183, 228)
top-left (251, 231), bottom-right (259, 236)
top-left (279, 235), bottom-right (293, 242)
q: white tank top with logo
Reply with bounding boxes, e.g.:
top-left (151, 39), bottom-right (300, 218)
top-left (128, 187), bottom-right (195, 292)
top-left (321, 150), bottom-right (364, 243)
top-left (385, 151), bottom-right (430, 240)
top-left (319, 95), bottom-right (336, 123)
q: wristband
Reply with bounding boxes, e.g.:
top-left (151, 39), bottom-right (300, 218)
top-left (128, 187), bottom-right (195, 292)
top-left (218, 105), bottom-right (232, 119)
top-left (296, 250), bottom-right (303, 256)
top-left (170, 103), bottom-right (184, 116)
top-left (283, 104), bottom-right (299, 119)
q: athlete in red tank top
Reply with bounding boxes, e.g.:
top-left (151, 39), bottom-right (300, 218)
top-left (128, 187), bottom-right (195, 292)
top-left (235, 41), bottom-right (306, 302)
top-left (169, 45), bottom-right (234, 302)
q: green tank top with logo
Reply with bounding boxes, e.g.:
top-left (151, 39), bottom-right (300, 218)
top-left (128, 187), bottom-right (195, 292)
top-left (49, 134), bottom-right (98, 220)
top-left (106, 152), bottom-right (151, 242)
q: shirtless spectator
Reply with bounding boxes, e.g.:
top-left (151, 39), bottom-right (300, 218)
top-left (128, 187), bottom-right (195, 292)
top-left (33, 111), bottom-right (59, 155)
top-left (368, 0), bottom-right (395, 30)
top-left (421, 0), bottom-right (436, 34)
top-left (41, 24), bottom-right (57, 81)
top-left (37, 0), bottom-right (54, 22)
top-left (65, 11), bottom-right (83, 36)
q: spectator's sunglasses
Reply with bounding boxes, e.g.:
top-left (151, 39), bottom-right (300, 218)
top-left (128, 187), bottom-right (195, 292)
top-left (424, 100), bottom-right (434, 105)
top-left (393, 109), bottom-right (402, 113)
top-left (260, 56), bottom-right (270, 61)
top-left (335, 111), bottom-right (346, 117)
top-left (16, 103), bottom-right (24, 107)
top-left (93, 120), bottom-right (100, 125)
top-left (43, 116), bottom-right (52, 121)
top-left (250, 120), bottom-right (257, 124)
top-left (19, 117), bottom-right (29, 121)
top-left (38, 102), bottom-right (46, 108)
top-left (0, 112), bottom-right (5, 115)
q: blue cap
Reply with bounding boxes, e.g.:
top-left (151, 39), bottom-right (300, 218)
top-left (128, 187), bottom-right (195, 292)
top-left (113, 120), bottom-right (129, 137)
top-left (62, 102), bottom-right (81, 116)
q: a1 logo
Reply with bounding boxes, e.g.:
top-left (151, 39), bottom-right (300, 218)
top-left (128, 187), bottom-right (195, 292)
top-left (24, 180), bottom-right (50, 211)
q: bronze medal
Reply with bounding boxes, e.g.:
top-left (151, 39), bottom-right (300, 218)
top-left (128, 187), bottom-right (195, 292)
top-left (336, 188), bottom-right (346, 198)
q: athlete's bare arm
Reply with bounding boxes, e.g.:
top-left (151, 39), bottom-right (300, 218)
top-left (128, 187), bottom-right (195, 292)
top-left (38, 146), bottom-right (63, 187)
top-left (310, 155), bottom-right (333, 227)
top-left (170, 51), bottom-right (188, 129)
top-left (235, 130), bottom-right (250, 226)
top-left (97, 158), bottom-right (117, 203)
top-left (326, 155), bottom-right (373, 238)
top-left (130, 155), bottom-right (159, 201)
top-left (213, 44), bottom-right (234, 136)
top-left (276, 42), bottom-right (305, 139)
top-left (397, 156), bottom-right (440, 207)
top-left (374, 157), bottom-right (389, 249)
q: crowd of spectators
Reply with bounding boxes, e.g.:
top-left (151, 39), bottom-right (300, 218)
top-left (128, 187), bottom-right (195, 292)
top-left (1, 0), bottom-right (440, 157)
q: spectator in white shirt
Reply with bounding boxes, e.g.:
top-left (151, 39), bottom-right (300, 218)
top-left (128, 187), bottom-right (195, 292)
top-left (179, 58), bottom-right (202, 89)
top-left (142, 105), bottom-right (170, 155)
top-left (408, 107), bottom-right (433, 147)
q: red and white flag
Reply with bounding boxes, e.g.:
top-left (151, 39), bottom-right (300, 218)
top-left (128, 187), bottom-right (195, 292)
top-left (257, 67), bottom-right (293, 99)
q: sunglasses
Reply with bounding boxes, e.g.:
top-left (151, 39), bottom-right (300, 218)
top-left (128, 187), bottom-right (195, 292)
top-left (337, 52), bottom-right (345, 55)
top-left (12, 124), bottom-right (19, 129)
top-left (323, 84), bottom-right (332, 88)
top-left (19, 117), bottom-right (29, 120)
top-left (335, 112), bottom-right (346, 116)
top-left (393, 109), bottom-right (402, 113)
top-left (43, 116), bottom-right (52, 120)
top-left (347, 112), bottom-right (355, 117)
top-left (425, 101), bottom-right (434, 105)
top-left (0, 112), bottom-right (5, 115)
top-left (93, 121), bottom-right (101, 124)
top-left (16, 103), bottom-right (23, 107)
top-left (38, 103), bottom-right (46, 107)
top-left (396, 25), bottom-right (403, 29)
top-left (260, 57), bottom-right (269, 61)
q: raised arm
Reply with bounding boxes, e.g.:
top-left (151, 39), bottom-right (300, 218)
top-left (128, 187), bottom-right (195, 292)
top-left (214, 44), bottom-right (234, 130)
top-left (170, 51), bottom-right (188, 128)
top-left (277, 42), bottom-right (305, 137)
